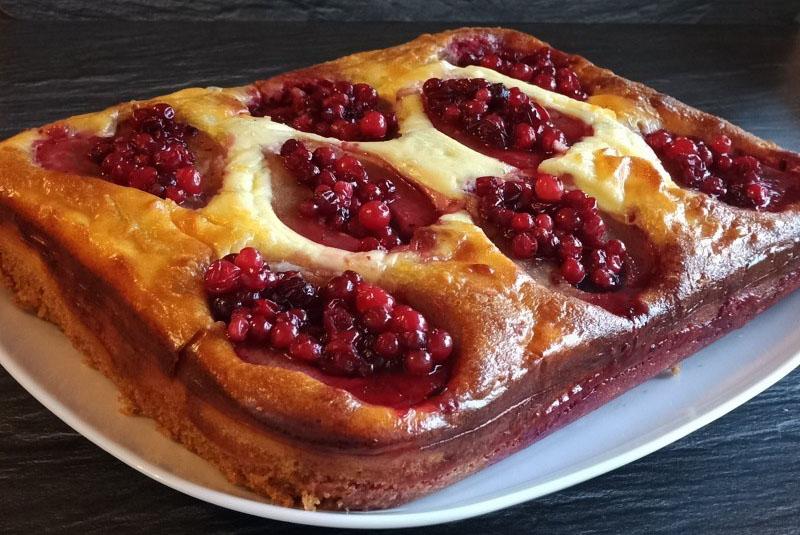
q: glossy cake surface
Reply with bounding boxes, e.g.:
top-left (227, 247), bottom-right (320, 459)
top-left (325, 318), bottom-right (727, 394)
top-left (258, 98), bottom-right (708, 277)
top-left (1, 27), bottom-right (799, 510)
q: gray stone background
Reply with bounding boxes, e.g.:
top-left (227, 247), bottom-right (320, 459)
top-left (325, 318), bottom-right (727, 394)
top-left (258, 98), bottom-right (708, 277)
top-left (1, 0), bottom-right (799, 24)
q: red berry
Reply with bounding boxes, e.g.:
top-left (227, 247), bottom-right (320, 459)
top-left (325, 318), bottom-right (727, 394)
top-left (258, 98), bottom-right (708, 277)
top-left (270, 321), bottom-right (298, 349)
top-left (248, 314), bottom-right (273, 342)
top-left (234, 247), bottom-right (264, 272)
top-left (312, 146), bottom-right (337, 167)
top-left (390, 305), bottom-right (428, 333)
top-left (358, 111), bottom-right (388, 139)
top-left (428, 329), bottom-right (453, 362)
top-left (474, 87), bottom-right (492, 101)
top-left (374, 332), bottom-right (401, 358)
top-left (645, 130), bottom-right (672, 151)
top-left (591, 268), bottom-right (616, 289)
top-left (534, 173), bottom-right (564, 202)
top-left (535, 213), bottom-right (553, 230)
top-left (358, 200), bottom-right (391, 231)
top-left (666, 136), bottom-right (697, 157)
top-left (252, 299), bottom-right (278, 320)
top-left (540, 127), bottom-right (567, 154)
top-left (176, 166), bottom-right (202, 195)
top-left (324, 275), bottom-right (356, 301)
top-left (400, 329), bottom-right (427, 349)
top-left (509, 62), bottom-right (533, 81)
top-left (605, 239), bottom-right (627, 257)
top-left (532, 72), bottom-right (557, 92)
top-left (507, 87), bottom-right (528, 107)
top-left (512, 123), bottom-right (537, 150)
top-left (129, 166), bottom-right (158, 189)
top-left (710, 134), bottom-right (732, 155)
top-left (475, 176), bottom-right (500, 196)
top-left (700, 176), bottom-right (726, 196)
top-left (405, 350), bottom-right (433, 375)
top-left (511, 232), bottom-right (537, 259)
top-left (560, 257), bottom-right (585, 284)
top-left (323, 304), bottom-right (354, 334)
top-left (204, 260), bottom-right (241, 295)
top-left (480, 54), bottom-right (502, 70)
top-left (165, 186), bottom-right (186, 204)
top-left (290, 335), bottom-right (322, 362)
top-left (511, 212), bottom-right (535, 232)
top-left (355, 283), bottom-right (395, 313)
top-left (335, 155), bottom-right (366, 179)
top-left (333, 180), bottom-right (354, 199)
top-left (554, 207), bottom-right (580, 231)
top-left (227, 310), bottom-right (250, 342)
top-left (745, 182), bottom-right (770, 207)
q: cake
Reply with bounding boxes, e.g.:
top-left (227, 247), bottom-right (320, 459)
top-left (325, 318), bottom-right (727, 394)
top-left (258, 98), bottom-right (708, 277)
top-left (1, 27), bottom-right (798, 510)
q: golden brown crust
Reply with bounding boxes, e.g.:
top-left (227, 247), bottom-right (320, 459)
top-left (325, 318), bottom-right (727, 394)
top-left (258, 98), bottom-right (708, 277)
top-left (1, 27), bottom-right (799, 510)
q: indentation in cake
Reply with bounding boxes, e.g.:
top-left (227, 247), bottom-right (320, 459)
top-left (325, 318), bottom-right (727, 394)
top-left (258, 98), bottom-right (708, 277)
top-left (269, 139), bottom-right (440, 252)
top-left (447, 36), bottom-right (589, 101)
top-left (34, 103), bottom-right (225, 208)
top-left (249, 79), bottom-right (399, 141)
top-left (204, 250), bottom-right (455, 407)
top-left (422, 77), bottom-right (592, 170)
top-left (469, 173), bottom-right (655, 316)
top-left (644, 129), bottom-right (800, 211)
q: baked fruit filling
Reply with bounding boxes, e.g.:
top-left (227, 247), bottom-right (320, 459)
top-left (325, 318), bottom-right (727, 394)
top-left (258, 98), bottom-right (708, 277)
top-left (34, 103), bottom-right (221, 208)
top-left (271, 139), bottom-right (439, 252)
top-left (473, 173), bottom-right (630, 291)
top-left (645, 130), bottom-right (800, 210)
top-left (422, 78), bottom-right (592, 169)
top-left (448, 37), bottom-right (589, 101)
top-left (204, 249), bottom-right (454, 407)
top-left (249, 79), bottom-right (399, 141)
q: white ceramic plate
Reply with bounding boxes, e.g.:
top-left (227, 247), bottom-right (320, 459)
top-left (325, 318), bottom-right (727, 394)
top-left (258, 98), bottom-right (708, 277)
top-left (1, 286), bottom-right (799, 529)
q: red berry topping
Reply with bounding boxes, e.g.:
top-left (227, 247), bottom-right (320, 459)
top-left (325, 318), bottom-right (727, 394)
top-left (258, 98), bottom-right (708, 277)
top-left (85, 103), bottom-right (206, 206)
top-left (249, 79), bottom-right (398, 141)
top-left (644, 128), bottom-right (789, 210)
top-left (474, 174), bottom-right (628, 291)
top-left (204, 249), bottom-right (455, 378)
top-left (422, 78), bottom-right (586, 162)
top-left (449, 38), bottom-right (589, 101)
top-left (278, 139), bottom-right (423, 251)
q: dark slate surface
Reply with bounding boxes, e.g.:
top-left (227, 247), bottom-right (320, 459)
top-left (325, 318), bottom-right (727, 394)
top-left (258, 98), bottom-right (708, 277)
top-left (0, 22), bottom-right (799, 535)
top-left (2, 0), bottom-right (800, 24)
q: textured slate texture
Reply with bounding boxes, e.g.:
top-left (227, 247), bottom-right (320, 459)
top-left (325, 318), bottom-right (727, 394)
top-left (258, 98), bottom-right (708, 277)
top-left (2, 0), bottom-right (800, 24)
top-left (0, 21), bottom-right (799, 535)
